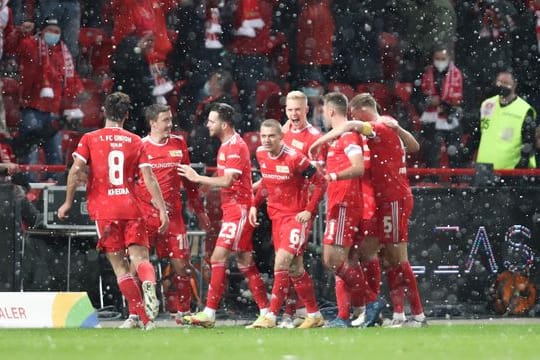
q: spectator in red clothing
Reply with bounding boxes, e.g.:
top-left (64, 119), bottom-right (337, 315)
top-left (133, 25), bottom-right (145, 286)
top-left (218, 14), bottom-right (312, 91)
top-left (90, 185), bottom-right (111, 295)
top-left (415, 44), bottom-right (464, 168)
top-left (15, 17), bottom-right (83, 181)
top-left (230, 0), bottom-right (280, 132)
top-left (111, 0), bottom-right (174, 100)
top-left (295, 0), bottom-right (334, 85)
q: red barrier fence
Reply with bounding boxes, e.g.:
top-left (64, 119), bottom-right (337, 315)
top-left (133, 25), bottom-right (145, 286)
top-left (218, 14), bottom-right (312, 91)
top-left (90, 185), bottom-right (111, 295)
top-left (16, 164), bottom-right (540, 178)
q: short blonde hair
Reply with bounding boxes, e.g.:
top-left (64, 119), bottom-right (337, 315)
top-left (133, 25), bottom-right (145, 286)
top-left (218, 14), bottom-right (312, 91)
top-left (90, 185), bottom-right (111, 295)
top-left (286, 91), bottom-right (308, 106)
top-left (260, 118), bottom-right (282, 134)
top-left (350, 93), bottom-right (378, 111)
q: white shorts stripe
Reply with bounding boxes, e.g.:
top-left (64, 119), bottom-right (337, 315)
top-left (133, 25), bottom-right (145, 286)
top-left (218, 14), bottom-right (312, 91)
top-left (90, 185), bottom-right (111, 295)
top-left (391, 200), bottom-right (399, 243)
top-left (233, 208), bottom-right (247, 251)
top-left (336, 206), bottom-right (347, 246)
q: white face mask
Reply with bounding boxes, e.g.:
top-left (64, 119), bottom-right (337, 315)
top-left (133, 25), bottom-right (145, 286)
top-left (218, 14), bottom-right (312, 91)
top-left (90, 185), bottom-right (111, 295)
top-left (433, 60), bottom-right (449, 72)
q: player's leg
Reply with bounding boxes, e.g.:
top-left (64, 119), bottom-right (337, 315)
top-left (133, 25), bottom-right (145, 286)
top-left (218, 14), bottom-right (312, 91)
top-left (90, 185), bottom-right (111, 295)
top-left (96, 220), bottom-right (151, 328)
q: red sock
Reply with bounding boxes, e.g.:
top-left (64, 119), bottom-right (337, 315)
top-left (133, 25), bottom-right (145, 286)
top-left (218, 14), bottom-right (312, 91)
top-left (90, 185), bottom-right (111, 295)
top-left (386, 265), bottom-right (405, 313)
top-left (117, 273), bottom-right (149, 324)
top-left (206, 262), bottom-right (227, 310)
top-left (239, 264), bottom-right (269, 310)
top-left (291, 271), bottom-right (319, 314)
top-left (335, 275), bottom-right (351, 320)
top-left (284, 280), bottom-right (297, 316)
top-left (399, 261), bottom-right (424, 315)
top-left (174, 275), bottom-right (192, 313)
top-left (336, 262), bottom-right (376, 304)
top-left (269, 270), bottom-right (290, 314)
top-left (136, 261), bottom-right (156, 284)
top-left (363, 258), bottom-right (381, 295)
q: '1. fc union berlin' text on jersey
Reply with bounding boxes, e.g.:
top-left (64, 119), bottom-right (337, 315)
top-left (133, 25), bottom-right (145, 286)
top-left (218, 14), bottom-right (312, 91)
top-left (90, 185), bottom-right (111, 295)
top-left (325, 131), bottom-right (364, 209)
top-left (368, 117), bottom-right (412, 202)
top-left (73, 127), bottom-right (150, 220)
top-left (217, 133), bottom-right (253, 209)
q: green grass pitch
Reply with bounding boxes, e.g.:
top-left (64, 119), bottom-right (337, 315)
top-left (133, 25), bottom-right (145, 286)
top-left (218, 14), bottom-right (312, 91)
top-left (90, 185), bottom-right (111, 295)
top-left (1, 324), bottom-right (539, 360)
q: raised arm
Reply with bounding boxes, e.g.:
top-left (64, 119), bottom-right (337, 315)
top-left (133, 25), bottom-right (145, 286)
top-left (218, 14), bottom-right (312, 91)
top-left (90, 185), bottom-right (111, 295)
top-left (308, 120), bottom-right (371, 159)
top-left (381, 118), bottom-right (420, 153)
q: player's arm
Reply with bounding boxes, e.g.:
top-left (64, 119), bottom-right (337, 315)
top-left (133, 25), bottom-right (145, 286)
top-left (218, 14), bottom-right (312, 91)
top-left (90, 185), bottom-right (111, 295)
top-left (381, 117), bottom-right (420, 153)
top-left (326, 145), bottom-right (364, 182)
top-left (58, 157), bottom-right (87, 219)
top-left (249, 182), bottom-right (268, 227)
top-left (141, 166), bottom-right (169, 234)
top-left (178, 164), bottom-right (239, 188)
top-left (308, 120), bottom-right (372, 159)
top-left (296, 164), bottom-right (326, 224)
top-left (182, 175), bottom-right (211, 231)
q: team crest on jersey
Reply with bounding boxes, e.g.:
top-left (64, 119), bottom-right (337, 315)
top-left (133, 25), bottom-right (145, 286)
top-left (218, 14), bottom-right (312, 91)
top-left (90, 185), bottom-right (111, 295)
top-left (276, 165), bottom-right (290, 173)
top-left (219, 153), bottom-right (226, 161)
top-left (169, 150), bottom-right (183, 157)
top-left (482, 101), bottom-right (495, 117)
top-left (291, 139), bottom-right (304, 150)
top-left (261, 162), bottom-right (267, 168)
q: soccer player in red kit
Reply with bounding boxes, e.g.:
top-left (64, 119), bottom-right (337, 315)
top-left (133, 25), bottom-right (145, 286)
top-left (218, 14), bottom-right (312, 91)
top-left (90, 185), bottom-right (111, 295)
top-left (130, 104), bottom-right (211, 326)
top-left (311, 93), bottom-right (426, 327)
top-left (317, 92), bottom-right (379, 327)
top-left (272, 90), bottom-right (328, 327)
top-left (247, 119), bottom-right (326, 328)
top-left (178, 103), bottom-right (270, 328)
top-left (58, 92), bottom-right (169, 330)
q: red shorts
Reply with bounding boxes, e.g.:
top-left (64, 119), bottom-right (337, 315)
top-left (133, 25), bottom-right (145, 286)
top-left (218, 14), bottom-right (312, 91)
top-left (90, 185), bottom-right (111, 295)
top-left (376, 195), bottom-right (413, 244)
top-left (271, 215), bottom-right (312, 256)
top-left (146, 210), bottom-right (190, 260)
top-left (96, 219), bottom-right (148, 253)
top-left (358, 216), bottom-right (378, 242)
top-left (323, 204), bottom-right (362, 248)
top-left (216, 205), bottom-right (254, 252)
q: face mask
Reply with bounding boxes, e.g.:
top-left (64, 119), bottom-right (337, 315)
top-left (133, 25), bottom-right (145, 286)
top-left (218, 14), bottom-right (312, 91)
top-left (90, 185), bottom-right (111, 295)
top-left (496, 85), bottom-right (512, 98)
top-left (433, 60), bottom-right (449, 72)
top-left (43, 32), bottom-right (61, 46)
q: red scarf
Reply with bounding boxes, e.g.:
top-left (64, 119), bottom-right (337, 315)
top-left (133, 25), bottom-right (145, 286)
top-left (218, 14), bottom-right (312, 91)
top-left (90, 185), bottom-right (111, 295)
top-left (234, 0), bottom-right (264, 37)
top-left (421, 62), bottom-right (463, 106)
top-left (38, 38), bottom-right (75, 88)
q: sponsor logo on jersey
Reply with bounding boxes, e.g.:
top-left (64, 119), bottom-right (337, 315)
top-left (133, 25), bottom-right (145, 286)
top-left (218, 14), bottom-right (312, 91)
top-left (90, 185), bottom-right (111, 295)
top-left (276, 165), bottom-right (290, 173)
top-left (169, 150), bottom-right (183, 157)
top-left (291, 139), bottom-right (304, 150)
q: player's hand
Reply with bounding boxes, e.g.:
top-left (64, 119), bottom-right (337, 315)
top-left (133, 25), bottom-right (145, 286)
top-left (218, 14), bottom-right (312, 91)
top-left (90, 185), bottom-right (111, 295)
top-left (197, 212), bottom-right (211, 232)
top-left (158, 209), bottom-right (170, 234)
top-left (382, 118), bottom-right (399, 129)
top-left (57, 203), bottom-right (71, 220)
top-left (308, 143), bottom-right (320, 160)
top-left (295, 210), bottom-right (312, 224)
top-left (177, 164), bottom-right (199, 183)
top-left (248, 206), bottom-right (260, 227)
top-left (282, 119), bottom-right (292, 133)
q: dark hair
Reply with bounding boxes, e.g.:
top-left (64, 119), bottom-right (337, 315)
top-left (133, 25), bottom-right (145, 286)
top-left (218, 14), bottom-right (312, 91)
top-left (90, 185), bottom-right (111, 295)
top-left (145, 103), bottom-right (170, 126)
top-left (104, 92), bottom-right (131, 122)
top-left (212, 70), bottom-right (234, 93)
top-left (209, 102), bottom-right (235, 126)
top-left (323, 92), bottom-right (348, 115)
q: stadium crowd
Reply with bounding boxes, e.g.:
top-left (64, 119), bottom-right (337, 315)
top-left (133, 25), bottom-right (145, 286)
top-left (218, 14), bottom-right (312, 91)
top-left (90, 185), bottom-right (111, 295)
top-left (0, 0), bottom-right (539, 178)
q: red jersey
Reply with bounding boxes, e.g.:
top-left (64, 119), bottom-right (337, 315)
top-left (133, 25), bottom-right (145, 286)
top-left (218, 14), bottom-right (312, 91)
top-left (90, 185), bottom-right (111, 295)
top-left (254, 144), bottom-right (324, 219)
top-left (217, 133), bottom-right (253, 209)
top-left (361, 136), bottom-right (376, 219)
top-left (283, 124), bottom-right (327, 163)
top-left (368, 118), bottom-right (412, 202)
top-left (135, 134), bottom-right (203, 216)
top-left (325, 131), bottom-right (363, 208)
top-left (73, 127), bottom-right (149, 220)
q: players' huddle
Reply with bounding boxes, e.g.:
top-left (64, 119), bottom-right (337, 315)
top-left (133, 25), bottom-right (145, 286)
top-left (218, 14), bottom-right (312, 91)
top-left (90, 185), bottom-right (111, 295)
top-left (58, 90), bottom-right (427, 330)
